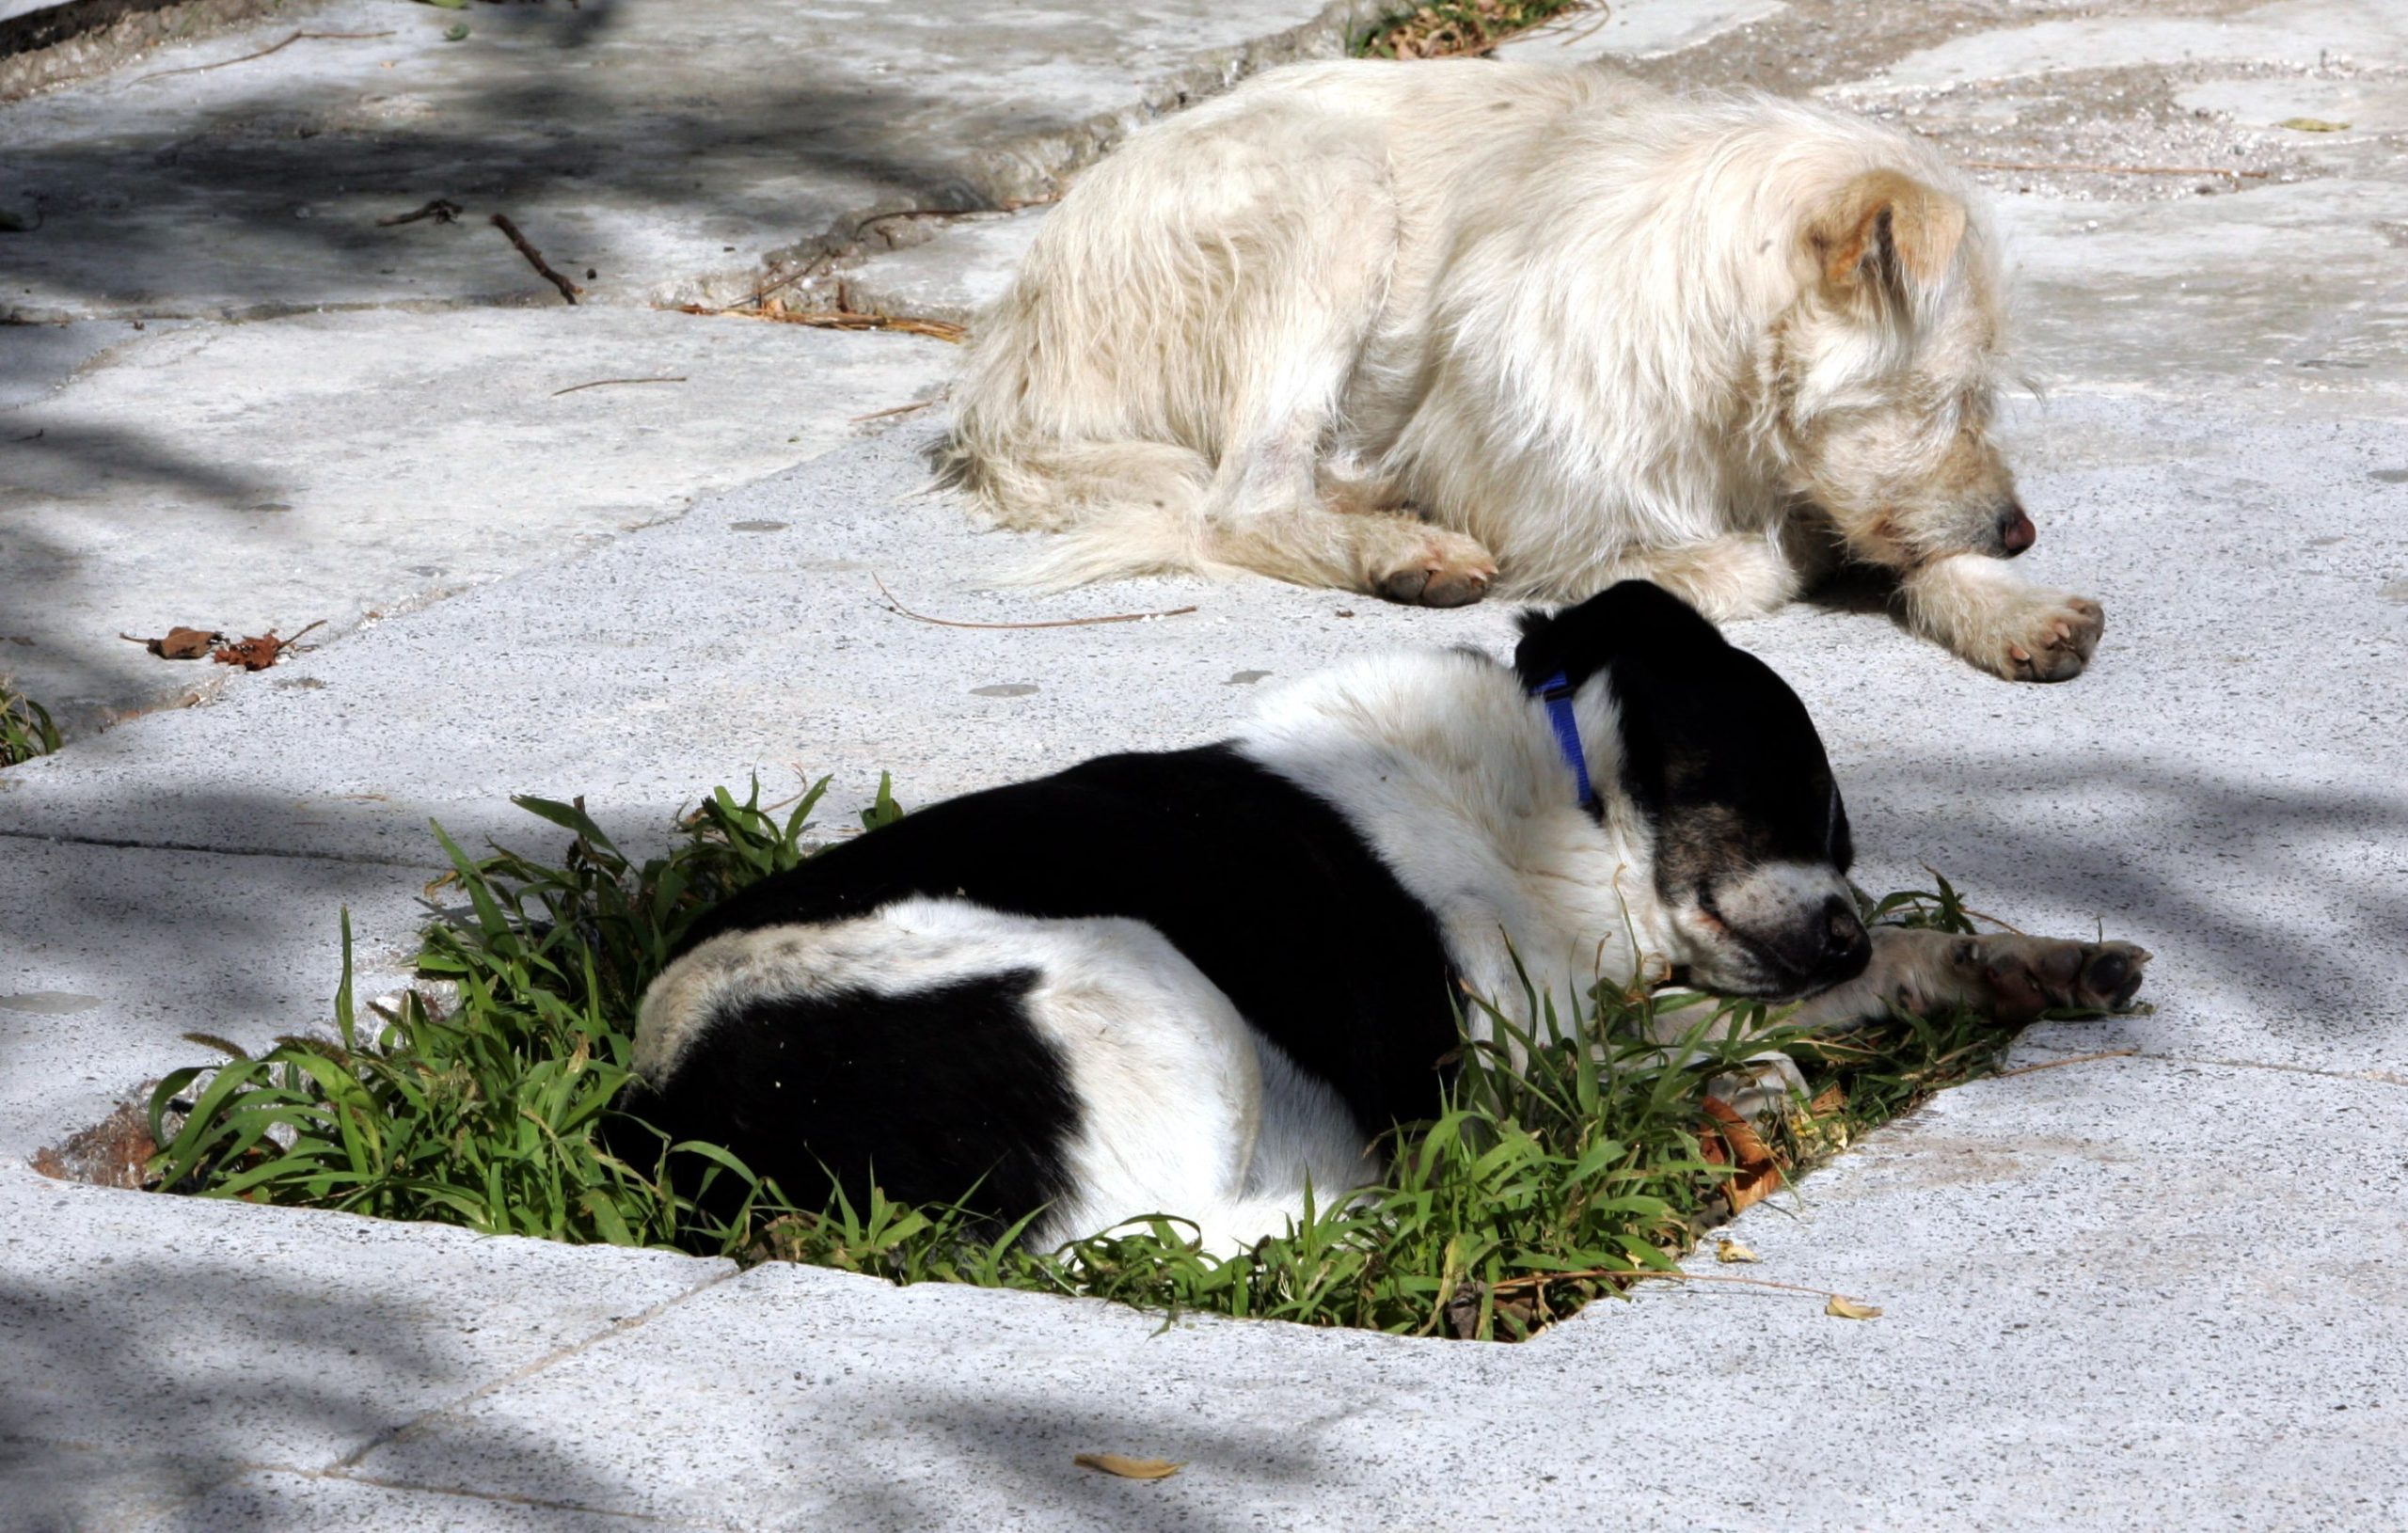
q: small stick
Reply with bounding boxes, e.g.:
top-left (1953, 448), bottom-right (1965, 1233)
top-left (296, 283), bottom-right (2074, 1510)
top-left (1964, 159), bottom-right (2270, 180)
top-left (1487, 1267), bottom-right (1872, 1304)
top-left (134, 29), bottom-right (393, 84)
top-left (377, 198), bottom-right (463, 228)
top-left (772, 310), bottom-right (965, 342)
top-left (550, 376), bottom-right (689, 398)
top-left (874, 574), bottom-right (1196, 630)
top-left (848, 398), bottom-right (939, 423)
top-left (491, 213), bottom-right (581, 305)
top-left (1994, 1048), bottom-right (2140, 1079)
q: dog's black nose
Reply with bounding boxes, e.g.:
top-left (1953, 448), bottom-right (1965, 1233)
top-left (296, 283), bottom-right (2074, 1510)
top-left (1815, 896), bottom-right (1871, 983)
top-left (1997, 499), bottom-right (2036, 556)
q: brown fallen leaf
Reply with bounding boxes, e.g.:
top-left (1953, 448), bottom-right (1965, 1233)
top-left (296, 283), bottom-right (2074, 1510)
top-left (1074, 1453), bottom-right (1182, 1480)
top-left (209, 619), bottom-right (327, 672)
top-left (1701, 1096), bottom-right (1783, 1214)
top-left (119, 625), bottom-right (224, 659)
top-left (1826, 1295), bottom-right (1883, 1320)
top-left (1716, 1238), bottom-right (1760, 1264)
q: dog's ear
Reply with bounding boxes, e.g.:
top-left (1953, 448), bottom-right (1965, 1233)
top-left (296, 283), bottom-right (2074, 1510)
top-left (1513, 580), bottom-right (1726, 691)
top-left (1806, 168), bottom-right (1967, 296)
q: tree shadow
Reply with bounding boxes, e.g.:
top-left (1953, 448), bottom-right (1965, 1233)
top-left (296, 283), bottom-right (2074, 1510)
top-left (0, 1171), bottom-right (734, 1530)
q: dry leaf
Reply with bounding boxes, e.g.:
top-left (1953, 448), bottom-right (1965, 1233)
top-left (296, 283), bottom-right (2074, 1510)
top-left (1074, 1453), bottom-right (1182, 1480)
top-left (1716, 1238), bottom-right (1760, 1264)
top-left (121, 625), bottom-right (224, 659)
top-left (211, 633), bottom-right (288, 671)
top-left (1826, 1295), bottom-right (1882, 1320)
top-left (207, 620), bottom-right (325, 672)
top-left (1807, 1084), bottom-right (1846, 1116)
top-left (2278, 117), bottom-right (2350, 133)
top-left (1701, 1097), bottom-right (1783, 1214)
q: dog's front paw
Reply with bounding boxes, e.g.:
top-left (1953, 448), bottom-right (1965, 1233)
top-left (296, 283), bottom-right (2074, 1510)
top-left (1370, 531), bottom-right (1497, 608)
top-left (1944, 933), bottom-right (2151, 1022)
top-left (1982, 590), bottom-right (2104, 682)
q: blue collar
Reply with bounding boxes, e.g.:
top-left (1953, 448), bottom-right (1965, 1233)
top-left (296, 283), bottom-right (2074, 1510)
top-left (1530, 671), bottom-right (1600, 814)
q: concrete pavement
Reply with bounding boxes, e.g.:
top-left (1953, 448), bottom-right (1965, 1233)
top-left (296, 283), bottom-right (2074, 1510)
top-left (3, 0), bottom-right (2405, 1527)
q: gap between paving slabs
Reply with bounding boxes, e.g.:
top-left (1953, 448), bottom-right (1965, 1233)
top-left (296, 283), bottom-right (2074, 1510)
top-left (51, 769), bottom-right (2147, 1346)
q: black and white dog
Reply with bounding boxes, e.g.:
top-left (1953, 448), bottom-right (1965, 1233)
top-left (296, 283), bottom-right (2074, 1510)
top-left (626, 583), bottom-right (2146, 1250)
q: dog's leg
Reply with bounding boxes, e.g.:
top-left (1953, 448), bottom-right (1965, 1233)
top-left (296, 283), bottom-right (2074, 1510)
top-left (1198, 349), bottom-right (1499, 608)
top-left (1635, 926), bottom-right (2149, 1127)
top-left (1900, 553), bottom-right (2106, 682)
top-left (1789, 925), bottom-right (2150, 1031)
top-left (1574, 533), bottom-right (1803, 623)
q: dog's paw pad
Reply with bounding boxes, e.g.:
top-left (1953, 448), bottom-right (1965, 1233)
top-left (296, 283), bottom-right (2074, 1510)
top-left (1998, 593), bottom-right (2104, 682)
top-left (1967, 935), bottom-right (2151, 1019)
top-left (1373, 541), bottom-right (1497, 608)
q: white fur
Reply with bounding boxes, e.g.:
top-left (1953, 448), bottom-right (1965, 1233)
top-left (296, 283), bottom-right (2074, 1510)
top-left (641, 897), bottom-right (1367, 1254)
top-left (949, 59), bottom-right (2108, 678)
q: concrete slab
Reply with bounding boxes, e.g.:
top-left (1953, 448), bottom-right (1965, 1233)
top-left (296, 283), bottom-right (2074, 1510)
top-left (1865, 0), bottom-right (2408, 93)
top-left (837, 208), bottom-right (1050, 331)
top-left (0, 837), bottom-right (426, 1157)
top-left (123, 1471), bottom-right (699, 1532)
top-left (0, 1167), bottom-right (736, 1525)
top-left (1, 306), bottom-right (955, 736)
top-left (328, 1056), bottom-right (2405, 1530)
top-left (0, 0), bottom-right (1402, 322)
top-left (1998, 180), bottom-right (2408, 399)
top-left (1492, 0), bottom-right (1788, 64)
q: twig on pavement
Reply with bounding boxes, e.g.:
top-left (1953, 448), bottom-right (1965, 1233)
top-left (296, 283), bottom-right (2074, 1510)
top-left (874, 574), bottom-right (1196, 630)
top-left (551, 376), bottom-right (689, 398)
top-left (135, 31), bottom-right (394, 84)
top-left (491, 213), bottom-right (582, 305)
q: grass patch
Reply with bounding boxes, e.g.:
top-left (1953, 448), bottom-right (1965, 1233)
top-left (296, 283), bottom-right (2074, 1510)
top-left (147, 780), bottom-right (2031, 1341)
top-left (1, 683), bottom-right (61, 767)
top-left (1355, 0), bottom-right (1599, 60)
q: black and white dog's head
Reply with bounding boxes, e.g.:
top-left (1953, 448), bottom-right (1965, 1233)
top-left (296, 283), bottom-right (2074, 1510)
top-left (1516, 582), bottom-right (1871, 1000)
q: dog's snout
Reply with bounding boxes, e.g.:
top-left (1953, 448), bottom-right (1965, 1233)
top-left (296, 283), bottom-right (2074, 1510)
top-left (1818, 896), bottom-right (1871, 980)
top-left (1996, 499), bottom-right (2036, 557)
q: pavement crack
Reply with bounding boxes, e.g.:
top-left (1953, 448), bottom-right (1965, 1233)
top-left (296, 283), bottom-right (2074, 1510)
top-left (322, 1262), bottom-right (746, 1477)
top-left (313, 1467), bottom-right (737, 1528)
top-left (0, 828), bottom-right (438, 870)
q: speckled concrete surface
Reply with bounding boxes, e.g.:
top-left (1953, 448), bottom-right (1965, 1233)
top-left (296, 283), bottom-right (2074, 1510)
top-left (0, 0), bottom-right (1401, 739)
top-left (5, 0), bottom-right (2407, 1527)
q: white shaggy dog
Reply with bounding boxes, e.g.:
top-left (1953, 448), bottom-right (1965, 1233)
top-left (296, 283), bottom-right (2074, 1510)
top-left (946, 59), bottom-right (2107, 682)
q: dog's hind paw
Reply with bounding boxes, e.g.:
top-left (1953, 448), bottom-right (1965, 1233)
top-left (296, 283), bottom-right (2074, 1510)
top-left (1947, 933), bottom-right (2151, 1022)
top-left (1370, 533), bottom-right (1497, 608)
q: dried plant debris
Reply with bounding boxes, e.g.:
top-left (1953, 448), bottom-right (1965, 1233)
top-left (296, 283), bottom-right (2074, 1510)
top-left (1699, 1096), bottom-right (1783, 1216)
top-left (121, 620), bottom-right (325, 670)
top-left (1359, 0), bottom-right (1597, 60)
top-left (1074, 1455), bottom-right (1182, 1480)
top-left (121, 625), bottom-right (222, 659)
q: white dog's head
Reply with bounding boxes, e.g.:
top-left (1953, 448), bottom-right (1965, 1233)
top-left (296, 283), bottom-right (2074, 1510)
top-left (1766, 166), bottom-right (2031, 569)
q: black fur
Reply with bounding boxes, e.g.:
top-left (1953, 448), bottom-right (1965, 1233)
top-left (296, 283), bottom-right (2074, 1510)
top-left (1516, 581), bottom-right (1853, 879)
top-left (621, 972), bottom-right (1080, 1226)
top-left (634, 745), bottom-right (1459, 1216)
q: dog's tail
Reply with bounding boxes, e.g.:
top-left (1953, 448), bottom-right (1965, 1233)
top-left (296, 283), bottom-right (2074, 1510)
top-left (936, 431), bottom-right (1220, 590)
